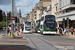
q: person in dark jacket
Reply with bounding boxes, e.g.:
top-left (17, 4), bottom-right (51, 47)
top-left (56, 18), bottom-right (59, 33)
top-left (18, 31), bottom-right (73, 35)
top-left (59, 27), bottom-right (63, 36)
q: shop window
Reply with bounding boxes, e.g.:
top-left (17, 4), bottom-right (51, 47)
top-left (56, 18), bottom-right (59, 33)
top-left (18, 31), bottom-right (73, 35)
top-left (71, 0), bottom-right (75, 4)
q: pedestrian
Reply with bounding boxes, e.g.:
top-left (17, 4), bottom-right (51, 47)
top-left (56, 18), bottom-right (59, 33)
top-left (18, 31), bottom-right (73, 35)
top-left (22, 27), bottom-right (24, 34)
top-left (70, 27), bottom-right (73, 35)
top-left (19, 27), bottom-right (23, 36)
top-left (58, 27), bottom-right (60, 34)
top-left (9, 27), bottom-right (11, 36)
top-left (64, 26), bottom-right (68, 36)
top-left (74, 28), bottom-right (75, 35)
top-left (59, 27), bottom-right (63, 36)
top-left (16, 26), bottom-right (19, 35)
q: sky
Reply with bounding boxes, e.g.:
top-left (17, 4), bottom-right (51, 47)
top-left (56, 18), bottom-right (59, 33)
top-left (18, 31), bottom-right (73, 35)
top-left (0, 0), bottom-right (39, 17)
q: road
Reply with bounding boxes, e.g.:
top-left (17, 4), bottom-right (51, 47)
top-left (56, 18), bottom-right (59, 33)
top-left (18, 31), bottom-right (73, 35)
top-left (32, 33), bottom-right (75, 50)
top-left (23, 33), bottom-right (75, 50)
top-left (0, 31), bottom-right (75, 50)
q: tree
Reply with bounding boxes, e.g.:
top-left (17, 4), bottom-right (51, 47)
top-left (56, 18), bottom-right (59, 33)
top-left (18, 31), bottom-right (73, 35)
top-left (3, 17), bottom-right (6, 21)
top-left (0, 9), bottom-right (3, 22)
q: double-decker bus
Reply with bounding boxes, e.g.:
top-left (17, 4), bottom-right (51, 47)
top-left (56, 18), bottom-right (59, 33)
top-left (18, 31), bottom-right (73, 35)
top-left (40, 15), bottom-right (57, 34)
top-left (23, 22), bottom-right (32, 33)
top-left (35, 19), bottom-right (40, 33)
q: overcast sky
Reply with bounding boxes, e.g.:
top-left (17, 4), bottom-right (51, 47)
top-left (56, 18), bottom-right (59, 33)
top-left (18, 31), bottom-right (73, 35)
top-left (0, 0), bottom-right (39, 17)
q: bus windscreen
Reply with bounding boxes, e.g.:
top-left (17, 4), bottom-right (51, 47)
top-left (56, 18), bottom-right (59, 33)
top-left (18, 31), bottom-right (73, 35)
top-left (45, 15), bottom-right (55, 20)
top-left (25, 22), bottom-right (31, 30)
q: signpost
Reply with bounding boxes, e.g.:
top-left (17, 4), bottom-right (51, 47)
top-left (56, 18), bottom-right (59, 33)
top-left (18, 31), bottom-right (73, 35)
top-left (11, 16), bottom-right (15, 20)
top-left (6, 13), bottom-right (8, 36)
top-left (11, 16), bottom-right (15, 25)
top-left (11, 0), bottom-right (14, 37)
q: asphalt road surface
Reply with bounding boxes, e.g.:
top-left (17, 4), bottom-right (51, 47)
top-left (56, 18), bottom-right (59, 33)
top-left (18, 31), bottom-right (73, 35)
top-left (0, 31), bottom-right (75, 50)
top-left (33, 33), bottom-right (75, 50)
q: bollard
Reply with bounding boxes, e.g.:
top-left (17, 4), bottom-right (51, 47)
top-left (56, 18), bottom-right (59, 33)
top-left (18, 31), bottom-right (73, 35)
top-left (11, 31), bottom-right (15, 38)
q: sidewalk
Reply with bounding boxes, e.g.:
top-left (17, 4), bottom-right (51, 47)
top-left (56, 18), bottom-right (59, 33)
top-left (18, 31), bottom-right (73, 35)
top-left (0, 34), bottom-right (32, 50)
top-left (57, 31), bottom-right (75, 39)
top-left (2, 32), bottom-right (23, 39)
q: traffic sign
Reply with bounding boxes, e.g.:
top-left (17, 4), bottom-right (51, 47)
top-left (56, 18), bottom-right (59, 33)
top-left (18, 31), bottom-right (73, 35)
top-left (11, 16), bottom-right (15, 20)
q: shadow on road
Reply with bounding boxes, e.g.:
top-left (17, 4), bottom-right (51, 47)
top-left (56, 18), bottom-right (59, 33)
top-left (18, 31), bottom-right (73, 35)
top-left (0, 45), bottom-right (37, 50)
top-left (32, 32), bottom-right (60, 36)
top-left (43, 34), bottom-right (60, 36)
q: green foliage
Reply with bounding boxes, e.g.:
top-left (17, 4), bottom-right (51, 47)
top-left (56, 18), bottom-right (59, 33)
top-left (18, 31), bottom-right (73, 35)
top-left (0, 20), bottom-right (11, 27)
top-left (3, 17), bottom-right (6, 21)
top-left (8, 20), bottom-right (11, 24)
top-left (0, 9), bottom-right (3, 22)
top-left (0, 10), bottom-right (11, 27)
top-left (0, 22), bottom-right (2, 27)
top-left (0, 21), bottom-right (6, 27)
top-left (2, 21), bottom-right (6, 27)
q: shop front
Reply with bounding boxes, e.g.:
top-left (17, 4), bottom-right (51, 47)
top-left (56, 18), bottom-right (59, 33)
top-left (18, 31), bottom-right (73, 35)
top-left (56, 14), bottom-right (75, 29)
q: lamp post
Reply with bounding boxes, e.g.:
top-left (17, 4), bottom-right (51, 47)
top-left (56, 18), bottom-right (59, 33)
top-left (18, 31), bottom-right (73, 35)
top-left (6, 12), bottom-right (8, 36)
top-left (11, 0), bottom-right (14, 34)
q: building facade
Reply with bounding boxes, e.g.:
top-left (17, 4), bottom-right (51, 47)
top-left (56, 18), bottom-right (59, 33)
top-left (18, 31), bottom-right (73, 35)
top-left (29, 12), bottom-right (33, 21)
top-left (35, 0), bottom-right (51, 20)
top-left (51, 0), bottom-right (55, 15)
top-left (54, 0), bottom-right (60, 16)
top-left (35, 2), bottom-right (43, 20)
top-left (57, 0), bottom-right (75, 28)
top-left (20, 17), bottom-right (27, 24)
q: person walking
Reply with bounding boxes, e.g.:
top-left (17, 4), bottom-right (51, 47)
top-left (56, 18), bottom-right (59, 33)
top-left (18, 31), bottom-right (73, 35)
top-left (70, 27), bottom-right (73, 35)
top-left (74, 28), bottom-right (75, 35)
top-left (16, 26), bottom-right (19, 36)
top-left (9, 27), bottom-right (11, 36)
top-left (19, 27), bottom-right (23, 36)
top-left (64, 27), bottom-right (68, 36)
top-left (59, 27), bottom-right (63, 36)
